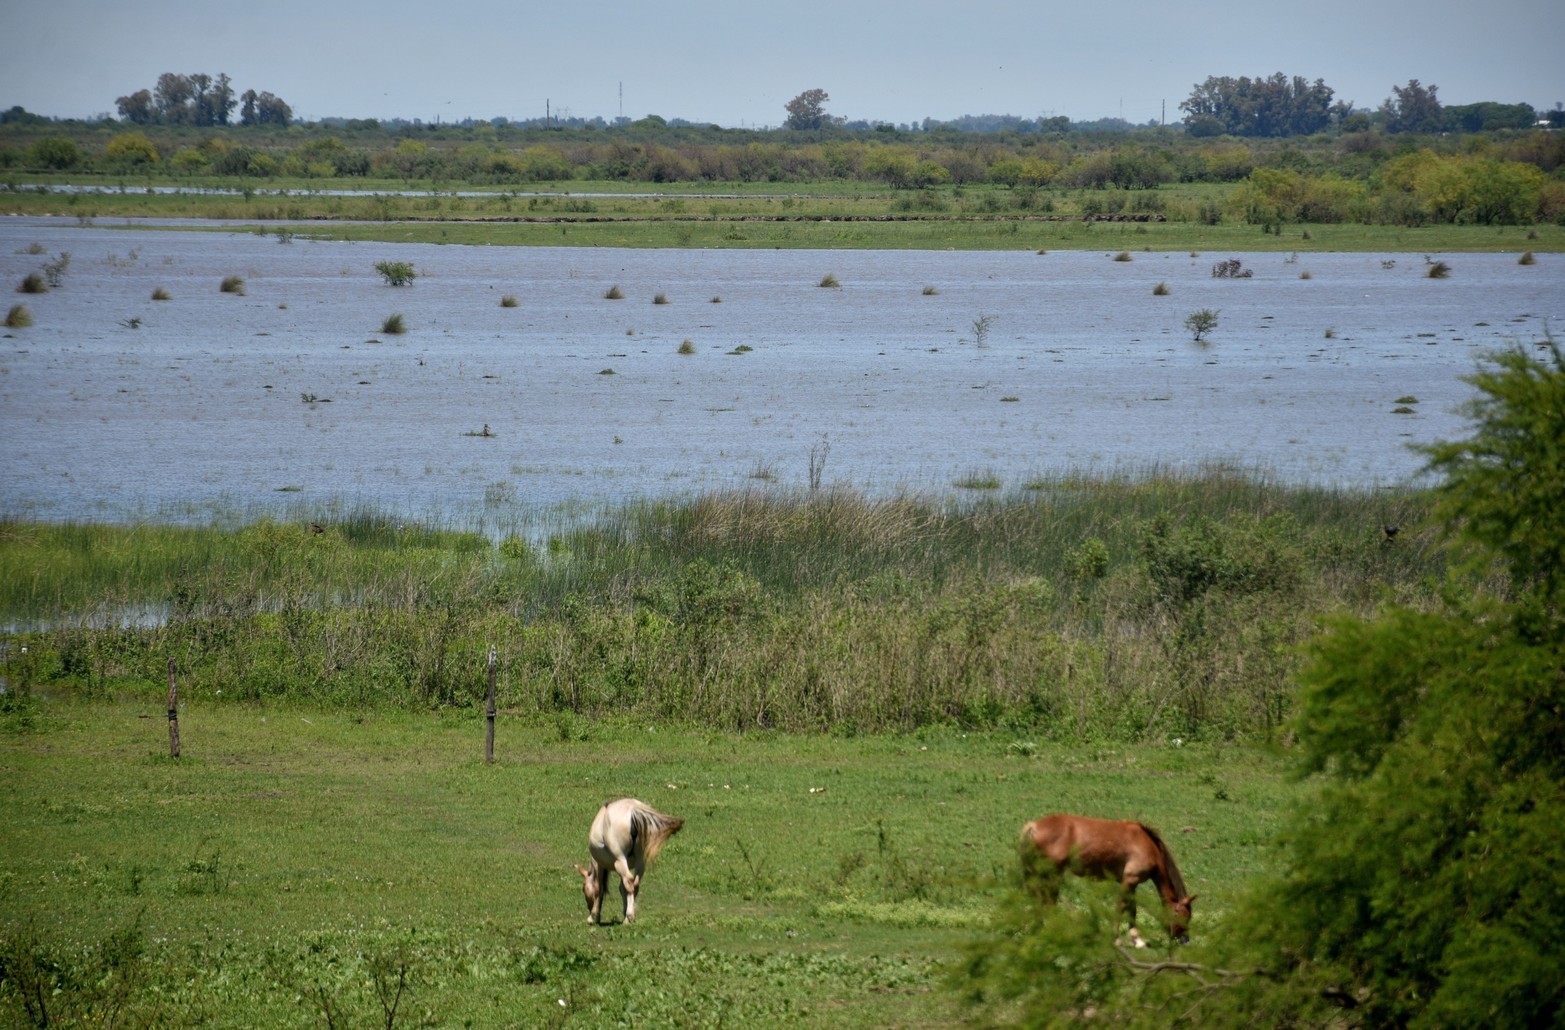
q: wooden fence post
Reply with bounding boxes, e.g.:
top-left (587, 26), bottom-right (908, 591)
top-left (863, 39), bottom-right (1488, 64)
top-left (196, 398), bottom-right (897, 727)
top-left (485, 646), bottom-right (497, 765)
top-left (166, 658), bottom-right (181, 758)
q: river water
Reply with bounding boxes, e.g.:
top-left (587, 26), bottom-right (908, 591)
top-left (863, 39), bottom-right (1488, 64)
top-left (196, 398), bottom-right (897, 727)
top-left (2, 218), bottom-right (1559, 526)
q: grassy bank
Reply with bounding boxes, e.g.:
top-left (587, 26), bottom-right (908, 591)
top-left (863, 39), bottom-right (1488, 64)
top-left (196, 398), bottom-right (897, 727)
top-left (5, 175), bottom-right (1560, 252)
top-left (0, 700), bottom-right (1298, 1027)
top-left (2, 476), bottom-right (1443, 740)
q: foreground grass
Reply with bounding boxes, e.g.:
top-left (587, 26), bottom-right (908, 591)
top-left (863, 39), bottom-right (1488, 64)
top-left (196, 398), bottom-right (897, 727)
top-left (0, 699), bottom-right (1297, 1028)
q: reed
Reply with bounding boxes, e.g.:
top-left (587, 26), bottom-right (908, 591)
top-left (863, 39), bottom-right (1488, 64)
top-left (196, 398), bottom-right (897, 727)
top-left (1, 474), bottom-right (1443, 738)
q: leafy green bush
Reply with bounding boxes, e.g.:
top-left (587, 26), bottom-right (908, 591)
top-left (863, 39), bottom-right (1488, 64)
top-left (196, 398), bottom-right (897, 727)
top-left (374, 261), bottom-right (417, 286)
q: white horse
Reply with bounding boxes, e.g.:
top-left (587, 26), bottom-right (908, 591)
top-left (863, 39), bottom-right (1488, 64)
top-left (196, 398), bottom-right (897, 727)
top-left (573, 798), bottom-right (683, 924)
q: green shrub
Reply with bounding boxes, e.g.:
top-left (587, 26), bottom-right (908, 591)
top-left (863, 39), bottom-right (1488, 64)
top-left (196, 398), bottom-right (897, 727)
top-left (1184, 309), bottom-right (1219, 341)
top-left (381, 313), bottom-right (406, 334)
top-left (374, 261), bottom-right (417, 286)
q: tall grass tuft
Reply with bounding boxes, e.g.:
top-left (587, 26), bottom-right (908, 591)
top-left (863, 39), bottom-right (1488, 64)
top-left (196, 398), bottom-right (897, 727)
top-left (818, 273), bottom-right (840, 288)
top-left (5, 303), bottom-right (33, 328)
top-left (382, 313), bottom-right (406, 334)
top-left (678, 339), bottom-right (697, 355)
top-left (1152, 281), bottom-right (1170, 296)
top-left (604, 285), bottom-right (625, 300)
top-left (653, 292), bottom-right (670, 305)
top-left (1113, 251), bottom-right (1133, 262)
top-left (500, 294), bottom-right (519, 307)
top-left (151, 287), bottom-right (171, 301)
top-left (1518, 251), bottom-right (1536, 266)
top-left (18, 272), bottom-right (46, 294)
top-left (220, 275), bottom-right (245, 295)
top-left (1426, 260), bottom-right (1451, 279)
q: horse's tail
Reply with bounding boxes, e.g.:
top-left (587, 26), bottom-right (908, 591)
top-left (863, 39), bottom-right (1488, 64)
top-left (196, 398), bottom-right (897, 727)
top-left (630, 803), bottom-right (684, 864)
top-left (1138, 823), bottom-right (1187, 898)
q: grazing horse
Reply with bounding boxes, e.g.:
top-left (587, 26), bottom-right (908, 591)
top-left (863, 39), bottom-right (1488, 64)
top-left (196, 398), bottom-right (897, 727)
top-left (1019, 813), bottom-right (1195, 944)
top-left (573, 798), bottom-right (683, 925)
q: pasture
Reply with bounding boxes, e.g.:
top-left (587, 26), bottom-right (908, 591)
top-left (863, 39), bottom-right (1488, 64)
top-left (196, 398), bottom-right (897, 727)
top-left (0, 699), bottom-right (1297, 1027)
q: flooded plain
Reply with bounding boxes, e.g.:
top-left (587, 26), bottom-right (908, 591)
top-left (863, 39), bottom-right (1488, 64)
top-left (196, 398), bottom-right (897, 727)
top-left (1, 217), bottom-right (1559, 525)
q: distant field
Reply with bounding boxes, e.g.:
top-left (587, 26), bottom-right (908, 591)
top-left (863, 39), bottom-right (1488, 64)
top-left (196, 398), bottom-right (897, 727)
top-left (3, 174), bottom-right (1558, 252)
top-left (0, 699), bottom-right (1298, 1027)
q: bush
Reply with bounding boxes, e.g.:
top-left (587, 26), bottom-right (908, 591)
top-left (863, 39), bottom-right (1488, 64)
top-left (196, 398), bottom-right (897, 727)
top-left (381, 313), bottom-right (406, 334)
top-left (1184, 309), bottom-right (1219, 342)
top-left (374, 261), bottom-right (417, 286)
top-left (5, 303), bottom-right (32, 328)
top-left (17, 272), bottom-right (46, 294)
top-left (219, 275), bottom-right (245, 295)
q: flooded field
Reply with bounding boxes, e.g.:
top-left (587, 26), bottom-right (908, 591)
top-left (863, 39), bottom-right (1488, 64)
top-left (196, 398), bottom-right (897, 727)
top-left (2, 217), bottom-right (1559, 525)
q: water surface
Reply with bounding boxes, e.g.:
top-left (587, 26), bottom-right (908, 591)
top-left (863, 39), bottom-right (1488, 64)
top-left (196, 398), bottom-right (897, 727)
top-left (2, 219), bottom-right (1558, 525)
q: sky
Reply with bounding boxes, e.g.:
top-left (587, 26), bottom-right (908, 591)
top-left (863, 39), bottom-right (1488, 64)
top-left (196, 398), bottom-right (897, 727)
top-left (4, 0), bottom-right (1560, 129)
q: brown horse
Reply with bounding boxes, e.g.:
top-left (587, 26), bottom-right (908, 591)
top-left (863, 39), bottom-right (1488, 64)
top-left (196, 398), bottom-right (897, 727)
top-left (1019, 813), bottom-right (1195, 944)
top-left (573, 798), bottom-right (683, 925)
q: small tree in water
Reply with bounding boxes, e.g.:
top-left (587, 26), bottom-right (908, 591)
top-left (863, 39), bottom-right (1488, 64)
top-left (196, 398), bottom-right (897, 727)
top-left (1184, 309), bottom-right (1218, 342)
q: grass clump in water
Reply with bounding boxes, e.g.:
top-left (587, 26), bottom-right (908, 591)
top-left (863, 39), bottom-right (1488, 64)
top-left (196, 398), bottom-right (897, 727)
top-left (219, 275), bottom-right (245, 295)
top-left (5, 303), bottom-right (33, 327)
top-left (381, 313), bottom-right (406, 334)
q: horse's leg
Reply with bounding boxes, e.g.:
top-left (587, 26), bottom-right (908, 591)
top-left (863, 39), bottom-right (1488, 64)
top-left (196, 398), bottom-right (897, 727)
top-left (614, 855), bottom-right (639, 923)
top-left (1120, 878), bottom-right (1138, 932)
top-left (590, 867), bottom-right (607, 924)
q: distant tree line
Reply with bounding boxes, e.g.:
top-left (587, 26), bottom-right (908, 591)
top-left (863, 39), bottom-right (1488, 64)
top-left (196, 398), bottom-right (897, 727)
top-left (115, 72), bottom-right (292, 128)
top-left (1181, 74), bottom-right (1549, 137)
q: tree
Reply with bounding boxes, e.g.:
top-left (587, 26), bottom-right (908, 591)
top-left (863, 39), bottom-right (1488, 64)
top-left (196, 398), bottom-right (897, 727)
top-left (1248, 338), bottom-right (1565, 1027)
top-left (105, 132), bottom-right (159, 166)
top-left (1382, 79), bottom-right (1443, 133)
top-left (1184, 309), bottom-right (1218, 341)
top-left (1179, 73), bottom-right (1337, 137)
top-left (154, 72), bottom-right (194, 123)
top-left (251, 91), bottom-right (293, 127)
top-left (116, 89), bottom-right (155, 125)
top-left (957, 339), bottom-right (1565, 1028)
top-left (784, 89), bottom-right (835, 131)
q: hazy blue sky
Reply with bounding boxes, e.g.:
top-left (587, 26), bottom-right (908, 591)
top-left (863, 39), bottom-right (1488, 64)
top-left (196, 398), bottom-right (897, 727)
top-left (4, 0), bottom-right (1560, 127)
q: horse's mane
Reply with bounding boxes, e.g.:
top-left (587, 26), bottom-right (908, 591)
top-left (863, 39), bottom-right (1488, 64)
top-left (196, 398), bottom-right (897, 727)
top-left (1138, 823), bottom-right (1187, 898)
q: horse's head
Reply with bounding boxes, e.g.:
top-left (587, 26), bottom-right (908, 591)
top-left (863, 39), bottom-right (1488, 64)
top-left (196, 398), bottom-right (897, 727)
top-left (1168, 894), bottom-right (1196, 944)
top-left (573, 863), bottom-right (601, 921)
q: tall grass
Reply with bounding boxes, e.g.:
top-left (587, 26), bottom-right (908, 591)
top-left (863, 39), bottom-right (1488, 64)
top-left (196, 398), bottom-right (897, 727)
top-left (1, 474), bottom-right (1444, 738)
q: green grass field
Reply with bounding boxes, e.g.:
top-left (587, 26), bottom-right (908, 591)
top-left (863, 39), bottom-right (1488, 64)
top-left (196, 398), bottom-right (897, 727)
top-left (5, 172), bottom-right (1559, 252)
top-left (1, 698), bottom-right (1297, 1027)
